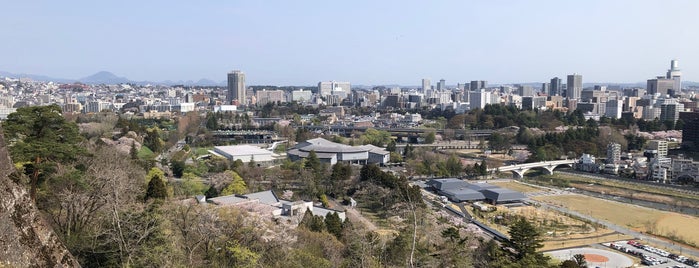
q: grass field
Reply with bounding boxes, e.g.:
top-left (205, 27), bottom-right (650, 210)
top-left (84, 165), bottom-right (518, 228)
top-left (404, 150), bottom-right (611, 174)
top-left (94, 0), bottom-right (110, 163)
top-left (534, 194), bottom-right (699, 247)
top-left (490, 181), bottom-right (543, 193)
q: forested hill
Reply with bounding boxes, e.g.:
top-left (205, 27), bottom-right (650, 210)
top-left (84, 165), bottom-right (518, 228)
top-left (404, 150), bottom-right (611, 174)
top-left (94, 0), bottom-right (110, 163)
top-left (0, 127), bottom-right (80, 267)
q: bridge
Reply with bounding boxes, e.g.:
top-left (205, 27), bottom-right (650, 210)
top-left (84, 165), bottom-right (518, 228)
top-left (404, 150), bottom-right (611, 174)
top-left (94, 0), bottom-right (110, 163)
top-left (489, 159), bottom-right (576, 178)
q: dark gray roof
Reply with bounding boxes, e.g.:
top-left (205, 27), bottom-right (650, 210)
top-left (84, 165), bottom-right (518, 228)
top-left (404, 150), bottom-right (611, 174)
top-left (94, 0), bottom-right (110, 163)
top-left (426, 178), bottom-right (470, 191)
top-left (466, 183), bottom-right (499, 191)
top-left (441, 188), bottom-right (485, 202)
top-left (481, 188), bottom-right (527, 203)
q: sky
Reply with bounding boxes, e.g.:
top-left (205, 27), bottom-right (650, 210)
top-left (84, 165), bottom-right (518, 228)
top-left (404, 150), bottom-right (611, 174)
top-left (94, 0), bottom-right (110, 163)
top-left (1, 0), bottom-right (698, 86)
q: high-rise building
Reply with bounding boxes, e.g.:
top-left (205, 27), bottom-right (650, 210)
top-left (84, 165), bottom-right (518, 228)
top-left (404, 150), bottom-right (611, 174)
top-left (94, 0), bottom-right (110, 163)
top-left (516, 85), bottom-right (534, 97)
top-left (541, 83), bottom-right (550, 96)
top-left (318, 81), bottom-right (351, 98)
top-left (437, 79), bottom-right (446, 91)
top-left (550, 77), bottom-right (562, 96)
top-left (682, 112), bottom-right (699, 149)
top-left (470, 80), bottom-right (487, 91)
top-left (647, 76), bottom-right (674, 96)
top-left (660, 100), bottom-right (684, 123)
top-left (227, 70), bottom-right (246, 105)
top-left (422, 79), bottom-right (431, 93)
top-left (469, 89), bottom-right (489, 110)
top-left (606, 142), bottom-right (621, 164)
top-left (605, 99), bottom-right (623, 119)
top-left (566, 74), bottom-right (582, 100)
top-left (666, 59), bottom-right (682, 93)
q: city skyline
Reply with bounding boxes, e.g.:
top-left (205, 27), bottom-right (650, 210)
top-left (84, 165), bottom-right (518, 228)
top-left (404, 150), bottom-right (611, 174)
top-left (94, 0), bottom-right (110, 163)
top-left (1, 1), bottom-right (698, 85)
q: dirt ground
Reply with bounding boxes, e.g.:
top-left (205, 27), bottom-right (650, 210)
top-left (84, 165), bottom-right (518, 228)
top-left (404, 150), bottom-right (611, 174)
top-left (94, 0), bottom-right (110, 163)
top-left (535, 194), bottom-right (699, 247)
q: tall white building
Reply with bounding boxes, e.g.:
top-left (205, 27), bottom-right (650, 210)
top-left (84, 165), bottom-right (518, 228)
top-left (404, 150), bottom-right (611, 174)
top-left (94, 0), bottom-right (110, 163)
top-left (422, 79), bottom-right (431, 93)
top-left (667, 59), bottom-right (682, 93)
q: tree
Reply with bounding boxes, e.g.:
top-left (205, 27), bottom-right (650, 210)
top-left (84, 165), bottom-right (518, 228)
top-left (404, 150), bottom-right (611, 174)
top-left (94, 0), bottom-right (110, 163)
top-left (489, 132), bottom-right (511, 154)
top-left (508, 217), bottom-right (546, 260)
top-left (176, 172), bottom-right (207, 197)
top-left (424, 131), bottom-right (436, 144)
top-left (146, 171), bottom-right (168, 200)
top-left (324, 212), bottom-right (343, 239)
top-left (2, 104), bottom-right (85, 200)
top-left (143, 127), bottom-right (164, 153)
top-left (386, 139), bottom-right (397, 152)
top-left (220, 170), bottom-right (247, 195)
top-left (304, 150), bottom-right (322, 172)
top-left (445, 154), bottom-right (463, 176)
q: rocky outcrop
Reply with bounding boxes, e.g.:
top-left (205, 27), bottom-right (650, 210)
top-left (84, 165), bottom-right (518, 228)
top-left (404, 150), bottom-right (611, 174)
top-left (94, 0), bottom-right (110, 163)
top-left (0, 127), bottom-right (80, 267)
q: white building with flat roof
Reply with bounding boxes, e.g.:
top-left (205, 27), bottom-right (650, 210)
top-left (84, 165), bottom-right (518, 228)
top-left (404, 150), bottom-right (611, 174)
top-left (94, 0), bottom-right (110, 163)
top-left (210, 145), bottom-right (278, 164)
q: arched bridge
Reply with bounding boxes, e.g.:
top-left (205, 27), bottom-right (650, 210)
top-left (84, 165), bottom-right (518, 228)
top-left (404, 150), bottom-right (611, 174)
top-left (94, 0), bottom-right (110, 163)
top-left (489, 159), bottom-right (576, 178)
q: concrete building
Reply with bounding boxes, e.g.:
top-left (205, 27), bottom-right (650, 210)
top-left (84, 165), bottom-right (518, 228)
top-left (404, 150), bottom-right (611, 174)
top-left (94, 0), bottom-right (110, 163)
top-left (605, 99), bottom-right (623, 119)
top-left (550, 77), bottom-right (562, 96)
top-left (210, 145), bottom-right (278, 165)
top-left (291, 89), bottom-right (312, 102)
top-left (470, 80), bottom-right (487, 91)
top-left (255, 89), bottom-right (285, 106)
top-left (227, 70), bottom-right (246, 105)
top-left (647, 76), bottom-right (674, 96)
top-left (425, 178), bottom-right (525, 204)
top-left (659, 100), bottom-right (684, 123)
top-left (437, 79), bottom-right (446, 91)
top-left (666, 59), bottom-right (682, 93)
top-left (422, 78), bottom-right (431, 93)
top-left (318, 81), bottom-right (351, 98)
top-left (647, 140), bottom-right (669, 159)
top-left (469, 89), bottom-right (489, 110)
top-left (567, 74), bottom-right (583, 100)
top-left (287, 138), bottom-right (388, 165)
top-left (517, 85), bottom-right (535, 97)
top-left (521, 96), bottom-right (547, 110)
top-left (606, 142), bottom-right (621, 164)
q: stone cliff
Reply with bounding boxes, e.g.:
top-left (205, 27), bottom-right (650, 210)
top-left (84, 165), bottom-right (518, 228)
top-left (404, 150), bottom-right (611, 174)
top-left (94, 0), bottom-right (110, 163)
top-left (0, 127), bottom-right (80, 267)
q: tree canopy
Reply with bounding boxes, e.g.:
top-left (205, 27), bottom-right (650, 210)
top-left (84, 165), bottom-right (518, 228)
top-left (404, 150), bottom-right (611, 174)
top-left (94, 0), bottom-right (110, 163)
top-left (2, 104), bottom-right (85, 199)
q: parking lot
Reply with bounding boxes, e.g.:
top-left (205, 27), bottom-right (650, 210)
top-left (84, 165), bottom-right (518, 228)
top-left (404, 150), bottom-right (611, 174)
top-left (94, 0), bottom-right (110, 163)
top-left (604, 240), bottom-right (697, 267)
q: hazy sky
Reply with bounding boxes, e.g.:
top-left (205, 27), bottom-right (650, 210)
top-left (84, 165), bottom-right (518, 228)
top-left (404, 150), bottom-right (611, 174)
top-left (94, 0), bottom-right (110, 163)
top-left (1, 0), bottom-right (698, 85)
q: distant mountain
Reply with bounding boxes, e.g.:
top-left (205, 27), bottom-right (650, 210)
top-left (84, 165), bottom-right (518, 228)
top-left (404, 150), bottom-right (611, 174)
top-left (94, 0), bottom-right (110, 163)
top-left (0, 71), bottom-right (74, 83)
top-left (79, 71), bottom-right (130, 84)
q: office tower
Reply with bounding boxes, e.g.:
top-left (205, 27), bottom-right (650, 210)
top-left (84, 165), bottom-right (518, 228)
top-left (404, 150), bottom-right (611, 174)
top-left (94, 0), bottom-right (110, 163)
top-left (660, 100), bottom-right (684, 123)
top-left (227, 70), bottom-right (246, 104)
top-left (470, 80), bottom-right (487, 91)
top-left (606, 142), bottom-right (621, 164)
top-left (682, 112), bottom-right (699, 149)
top-left (469, 89), bottom-right (489, 110)
top-left (566, 74), bottom-right (582, 100)
top-left (437, 79), bottom-right (446, 91)
top-left (516, 85), bottom-right (534, 97)
top-left (605, 99), bottom-right (623, 119)
top-left (647, 77), bottom-right (674, 96)
top-left (550, 77), bottom-right (562, 96)
top-left (522, 96), bottom-right (546, 110)
top-left (666, 59), bottom-right (682, 93)
top-left (541, 83), bottom-right (550, 95)
top-left (422, 79), bottom-right (431, 93)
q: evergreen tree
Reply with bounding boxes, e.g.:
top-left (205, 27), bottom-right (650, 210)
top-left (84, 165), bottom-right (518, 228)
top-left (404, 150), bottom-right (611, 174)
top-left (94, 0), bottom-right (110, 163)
top-left (386, 139), bottom-right (397, 152)
top-left (304, 150), bottom-right (321, 172)
top-left (324, 212), bottom-right (343, 239)
top-left (508, 217), bottom-right (548, 264)
top-left (146, 174), bottom-right (168, 200)
top-left (204, 185), bottom-right (219, 198)
top-left (2, 104), bottom-right (85, 200)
